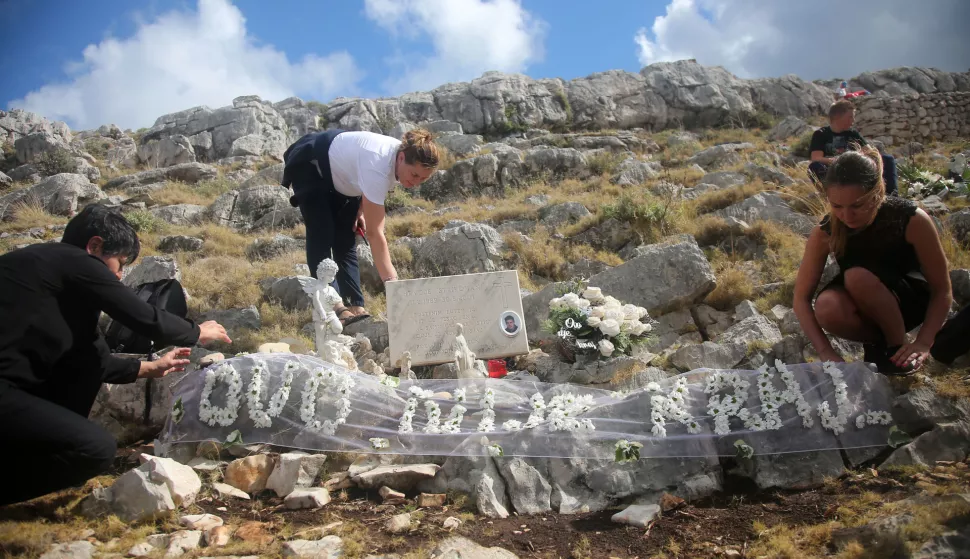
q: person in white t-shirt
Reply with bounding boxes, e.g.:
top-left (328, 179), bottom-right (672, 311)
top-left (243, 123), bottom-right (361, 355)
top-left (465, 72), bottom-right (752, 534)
top-left (281, 128), bottom-right (440, 325)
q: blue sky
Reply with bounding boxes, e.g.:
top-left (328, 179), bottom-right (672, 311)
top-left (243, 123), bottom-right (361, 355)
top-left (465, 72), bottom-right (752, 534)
top-left (2, 0), bottom-right (968, 131)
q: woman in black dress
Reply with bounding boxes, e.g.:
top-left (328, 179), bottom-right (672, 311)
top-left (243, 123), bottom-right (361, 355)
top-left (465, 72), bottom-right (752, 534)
top-left (793, 146), bottom-right (952, 374)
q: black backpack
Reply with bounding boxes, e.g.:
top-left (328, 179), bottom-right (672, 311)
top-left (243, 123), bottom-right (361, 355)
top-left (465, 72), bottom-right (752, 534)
top-left (105, 278), bottom-right (189, 354)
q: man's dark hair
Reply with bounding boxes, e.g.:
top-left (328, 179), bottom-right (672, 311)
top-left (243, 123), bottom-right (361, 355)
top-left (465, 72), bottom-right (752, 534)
top-left (505, 316), bottom-right (515, 323)
top-left (62, 204), bottom-right (140, 262)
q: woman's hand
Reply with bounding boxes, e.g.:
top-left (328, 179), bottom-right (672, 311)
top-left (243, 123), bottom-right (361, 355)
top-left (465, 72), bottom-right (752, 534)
top-left (198, 320), bottom-right (231, 345)
top-left (817, 349), bottom-right (845, 363)
top-left (139, 347), bottom-right (192, 379)
top-left (891, 341), bottom-right (930, 369)
top-left (355, 214), bottom-right (366, 235)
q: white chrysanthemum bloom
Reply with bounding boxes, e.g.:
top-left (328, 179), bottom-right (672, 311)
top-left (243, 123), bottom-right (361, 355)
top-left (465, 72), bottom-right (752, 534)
top-left (598, 339), bottom-right (615, 357)
top-left (583, 286), bottom-right (604, 303)
top-left (646, 382), bottom-right (661, 392)
top-left (369, 437), bottom-right (389, 449)
top-left (586, 316), bottom-right (602, 327)
top-left (590, 306), bottom-right (606, 319)
top-left (599, 318), bottom-right (621, 337)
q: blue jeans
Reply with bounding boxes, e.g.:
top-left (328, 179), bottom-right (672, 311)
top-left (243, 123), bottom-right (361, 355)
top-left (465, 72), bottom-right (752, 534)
top-left (286, 130), bottom-right (365, 308)
top-left (809, 153), bottom-right (898, 196)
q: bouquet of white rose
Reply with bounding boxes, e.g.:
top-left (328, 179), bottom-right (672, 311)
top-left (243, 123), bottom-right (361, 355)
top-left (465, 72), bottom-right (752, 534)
top-left (542, 281), bottom-right (653, 361)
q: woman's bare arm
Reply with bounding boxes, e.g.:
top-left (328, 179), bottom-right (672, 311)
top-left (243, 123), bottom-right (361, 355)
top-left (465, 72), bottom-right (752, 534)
top-left (901, 209), bottom-right (952, 352)
top-left (361, 196), bottom-right (397, 281)
top-left (793, 226), bottom-right (842, 361)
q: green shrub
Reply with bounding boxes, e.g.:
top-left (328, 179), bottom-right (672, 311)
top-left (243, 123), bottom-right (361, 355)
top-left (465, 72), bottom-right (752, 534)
top-left (35, 148), bottom-right (78, 176)
top-left (586, 151), bottom-right (625, 176)
top-left (123, 209), bottom-right (163, 233)
top-left (791, 131), bottom-right (815, 158)
top-left (83, 137), bottom-right (111, 159)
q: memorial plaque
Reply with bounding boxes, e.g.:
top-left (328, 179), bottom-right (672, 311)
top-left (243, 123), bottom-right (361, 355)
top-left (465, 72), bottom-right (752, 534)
top-left (387, 270), bottom-right (529, 366)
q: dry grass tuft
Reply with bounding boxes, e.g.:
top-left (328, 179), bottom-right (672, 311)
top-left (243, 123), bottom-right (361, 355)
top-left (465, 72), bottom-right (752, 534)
top-left (690, 181), bottom-right (771, 215)
top-left (0, 202), bottom-right (68, 233)
top-left (704, 257), bottom-right (756, 311)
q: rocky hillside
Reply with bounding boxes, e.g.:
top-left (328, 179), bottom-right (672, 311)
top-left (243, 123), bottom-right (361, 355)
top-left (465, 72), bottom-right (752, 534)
top-left (0, 60), bottom-right (969, 559)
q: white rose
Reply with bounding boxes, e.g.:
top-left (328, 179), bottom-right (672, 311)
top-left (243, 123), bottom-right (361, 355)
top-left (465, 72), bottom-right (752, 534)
top-left (575, 298), bottom-right (591, 310)
top-left (586, 316), bottom-right (602, 327)
top-left (562, 292), bottom-right (581, 308)
top-left (622, 304), bottom-right (640, 321)
top-left (590, 306), bottom-right (606, 319)
top-left (599, 318), bottom-right (621, 337)
top-left (604, 309), bottom-right (625, 322)
top-left (549, 297), bottom-right (564, 310)
top-left (622, 319), bottom-right (639, 333)
top-left (583, 287), bottom-right (604, 303)
top-left (598, 339), bottom-right (615, 357)
top-left (603, 296), bottom-right (621, 309)
top-left (637, 306), bottom-right (649, 319)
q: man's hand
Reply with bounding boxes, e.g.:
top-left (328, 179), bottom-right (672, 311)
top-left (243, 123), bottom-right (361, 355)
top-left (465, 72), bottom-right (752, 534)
top-left (199, 320), bottom-right (231, 345)
top-left (139, 347), bottom-right (191, 379)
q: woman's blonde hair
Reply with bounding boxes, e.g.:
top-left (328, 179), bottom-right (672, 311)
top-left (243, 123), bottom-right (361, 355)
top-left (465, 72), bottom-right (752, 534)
top-left (824, 144), bottom-right (885, 256)
top-left (398, 129), bottom-right (440, 169)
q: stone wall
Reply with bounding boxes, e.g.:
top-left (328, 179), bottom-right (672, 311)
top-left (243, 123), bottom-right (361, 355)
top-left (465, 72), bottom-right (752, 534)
top-left (855, 91), bottom-right (970, 146)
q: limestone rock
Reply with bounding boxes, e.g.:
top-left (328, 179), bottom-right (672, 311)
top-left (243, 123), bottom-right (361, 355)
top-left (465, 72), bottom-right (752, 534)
top-left (151, 204), bottom-right (206, 226)
top-left (165, 530), bottom-right (202, 557)
top-left (699, 171), bottom-right (746, 189)
top-left (379, 486), bottom-right (406, 505)
top-left (205, 526), bottom-right (231, 547)
top-left (947, 209), bottom-right (970, 244)
top-left (282, 537), bottom-right (344, 559)
top-left (39, 541), bottom-right (96, 559)
top-left (670, 341), bottom-right (747, 371)
top-left (158, 235), bottom-right (204, 253)
top-left (417, 493), bottom-right (447, 508)
top-left (284, 488), bottom-right (331, 510)
top-left (198, 306), bottom-right (261, 338)
top-left (715, 192), bottom-right (814, 235)
top-left (137, 135), bottom-right (196, 168)
top-left (211, 482), bottom-right (251, 500)
top-left (612, 157), bottom-right (661, 185)
top-left (951, 269), bottom-right (970, 307)
top-left (179, 514), bottom-right (223, 531)
top-left (743, 162), bottom-right (794, 186)
top-left (882, 422), bottom-right (970, 467)
top-left (611, 504), bottom-right (661, 527)
top-left (261, 276), bottom-right (314, 311)
top-left (103, 163), bottom-right (219, 191)
top-left (429, 537), bottom-right (520, 559)
top-left (210, 185), bottom-right (291, 230)
top-left (385, 513), bottom-right (411, 534)
top-left (145, 456), bottom-right (202, 506)
top-left (686, 143), bottom-right (753, 170)
top-left (266, 452), bottom-right (328, 497)
top-left (496, 457), bottom-right (552, 515)
top-left (246, 234), bottom-right (304, 261)
top-left (768, 116), bottom-right (813, 141)
top-left (588, 235), bottom-right (716, 316)
top-left (106, 465), bottom-right (176, 522)
top-left (412, 222), bottom-right (505, 277)
top-left (225, 455), bottom-right (275, 494)
top-left (123, 256), bottom-right (180, 287)
top-left (0, 173), bottom-right (104, 219)
top-left (538, 201), bottom-right (590, 228)
top-left (352, 464), bottom-right (440, 490)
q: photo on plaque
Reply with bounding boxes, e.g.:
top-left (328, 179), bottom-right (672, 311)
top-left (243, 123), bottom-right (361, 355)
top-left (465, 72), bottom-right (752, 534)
top-left (500, 311), bottom-right (521, 337)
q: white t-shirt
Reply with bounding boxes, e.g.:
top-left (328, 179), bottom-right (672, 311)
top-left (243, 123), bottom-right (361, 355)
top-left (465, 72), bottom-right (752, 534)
top-left (324, 131), bottom-right (401, 205)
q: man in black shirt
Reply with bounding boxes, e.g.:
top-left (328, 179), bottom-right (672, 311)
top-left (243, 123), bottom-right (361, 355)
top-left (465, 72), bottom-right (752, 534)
top-left (0, 205), bottom-right (231, 506)
top-left (808, 99), bottom-right (898, 195)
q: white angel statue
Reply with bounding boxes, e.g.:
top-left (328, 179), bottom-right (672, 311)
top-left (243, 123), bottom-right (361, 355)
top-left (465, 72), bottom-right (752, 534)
top-left (303, 259), bottom-right (343, 352)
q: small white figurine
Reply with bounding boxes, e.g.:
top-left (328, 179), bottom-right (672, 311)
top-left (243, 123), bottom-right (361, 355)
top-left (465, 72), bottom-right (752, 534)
top-left (304, 259), bottom-right (344, 353)
top-left (453, 323), bottom-right (486, 379)
top-left (400, 350), bottom-right (416, 381)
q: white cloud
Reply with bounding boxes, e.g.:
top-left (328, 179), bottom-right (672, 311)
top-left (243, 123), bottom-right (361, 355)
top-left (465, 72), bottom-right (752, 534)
top-left (364, 0), bottom-right (547, 94)
top-left (635, 0), bottom-right (970, 80)
top-left (8, 0), bottom-right (362, 130)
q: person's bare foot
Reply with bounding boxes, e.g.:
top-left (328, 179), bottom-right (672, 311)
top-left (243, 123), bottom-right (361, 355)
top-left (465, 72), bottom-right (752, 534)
top-left (348, 306), bottom-right (369, 317)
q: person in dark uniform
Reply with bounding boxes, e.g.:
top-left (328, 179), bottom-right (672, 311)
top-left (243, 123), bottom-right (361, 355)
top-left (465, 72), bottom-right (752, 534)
top-left (0, 205), bottom-right (231, 506)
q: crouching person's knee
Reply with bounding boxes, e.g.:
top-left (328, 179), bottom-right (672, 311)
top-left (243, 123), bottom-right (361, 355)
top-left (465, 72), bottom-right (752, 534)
top-left (814, 291), bottom-right (842, 329)
top-left (73, 423), bottom-right (117, 479)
